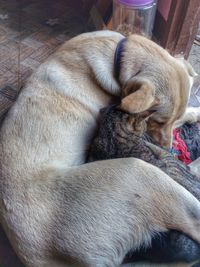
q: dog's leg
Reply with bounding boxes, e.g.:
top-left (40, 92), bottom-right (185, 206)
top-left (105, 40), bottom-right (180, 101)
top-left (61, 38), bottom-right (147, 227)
top-left (3, 159), bottom-right (200, 267)
top-left (174, 107), bottom-right (200, 128)
top-left (42, 159), bottom-right (200, 266)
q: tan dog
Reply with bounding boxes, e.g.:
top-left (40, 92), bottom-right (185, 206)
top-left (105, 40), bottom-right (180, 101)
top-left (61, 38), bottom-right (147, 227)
top-left (118, 36), bottom-right (197, 148)
top-left (1, 31), bottom-right (200, 267)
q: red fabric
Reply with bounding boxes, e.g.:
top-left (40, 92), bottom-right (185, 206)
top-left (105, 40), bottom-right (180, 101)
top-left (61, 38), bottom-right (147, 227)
top-left (173, 129), bottom-right (192, 164)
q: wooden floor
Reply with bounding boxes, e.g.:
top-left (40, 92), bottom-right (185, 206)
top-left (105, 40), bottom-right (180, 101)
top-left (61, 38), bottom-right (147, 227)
top-left (0, 0), bottom-right (199, 105)
top-left (0, 0), bottom-right (90, 91)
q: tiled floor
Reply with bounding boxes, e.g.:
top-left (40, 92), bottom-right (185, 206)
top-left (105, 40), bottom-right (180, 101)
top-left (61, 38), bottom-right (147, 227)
top-left (0, 0), bottom-right (199, 104)
top-left (0, 1), bottom-right (199, 267)
top-left (0, 0), bottom-right (91, 90)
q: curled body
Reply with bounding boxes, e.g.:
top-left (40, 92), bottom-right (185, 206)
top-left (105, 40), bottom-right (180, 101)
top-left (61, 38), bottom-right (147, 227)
top-left (1, 31), bottom-right (200, 267)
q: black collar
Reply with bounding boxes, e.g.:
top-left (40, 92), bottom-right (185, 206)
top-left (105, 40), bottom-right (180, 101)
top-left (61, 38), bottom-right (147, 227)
top-left (114, 38), bottom-right (127, 82)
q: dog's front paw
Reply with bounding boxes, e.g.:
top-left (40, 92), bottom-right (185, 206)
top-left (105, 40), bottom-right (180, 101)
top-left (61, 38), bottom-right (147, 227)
top-left (196, 107), bottom-right (200, 121)
top-left (185, 107), bottom-right (200, 123)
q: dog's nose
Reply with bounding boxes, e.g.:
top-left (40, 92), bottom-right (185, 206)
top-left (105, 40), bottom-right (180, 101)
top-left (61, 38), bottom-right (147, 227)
top-left (160, 126), bottom-right (173, 149)
top-left (147, 127), bottom-right (173, 149)
top-left (160, 138), bottom-right (173, 150)
top-left (157, 130), bottom-right (173, 149)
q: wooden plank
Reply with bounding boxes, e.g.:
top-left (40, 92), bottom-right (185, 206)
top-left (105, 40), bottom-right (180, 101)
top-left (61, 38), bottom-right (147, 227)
top-left (164, 0), bottom-right (190, 54)
top-left (106, 17), bottom-right (113, 30)
top-left (0, 85), bottom-right (19, 123)
top-left (90, 5), bottom-right (107, 30)
top-left (153, 0), bottom-right (179, 47)
top-left (173, 0), bottom-right (200, 58)
top-left (96, 0), bottom-right (111, 17)
top-left (82, 0), bottom-right (96, 14)
top-left (88, 0), bottom-right (112, 30)
top-left (154, 0), bottom-right (200, 58)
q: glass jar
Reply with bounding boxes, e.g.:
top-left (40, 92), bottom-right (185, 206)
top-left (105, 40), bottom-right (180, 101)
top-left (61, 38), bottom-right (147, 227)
top-left (112, 0), bottom-right (157, 38)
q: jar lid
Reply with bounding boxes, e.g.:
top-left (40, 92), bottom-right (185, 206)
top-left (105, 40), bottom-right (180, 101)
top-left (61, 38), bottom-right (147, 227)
top-left (117, 0), bottom-right (154, 6)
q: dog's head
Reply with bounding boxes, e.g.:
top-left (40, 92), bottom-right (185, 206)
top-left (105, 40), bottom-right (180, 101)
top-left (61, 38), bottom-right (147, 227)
top-left (118, 35), bottom-right (196, 148)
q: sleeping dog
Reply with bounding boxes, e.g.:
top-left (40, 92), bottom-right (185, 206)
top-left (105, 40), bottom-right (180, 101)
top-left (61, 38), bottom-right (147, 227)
top-left (1, 31), bottom-right (200, 267)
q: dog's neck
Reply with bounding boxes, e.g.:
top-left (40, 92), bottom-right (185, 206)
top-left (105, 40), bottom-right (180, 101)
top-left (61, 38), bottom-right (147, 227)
top-left (86, 36), bottom-right (126, 97)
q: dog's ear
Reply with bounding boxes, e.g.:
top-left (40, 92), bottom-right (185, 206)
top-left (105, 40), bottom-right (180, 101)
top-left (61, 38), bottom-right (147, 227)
top-left (119, 78), bottom-right (159, 113)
